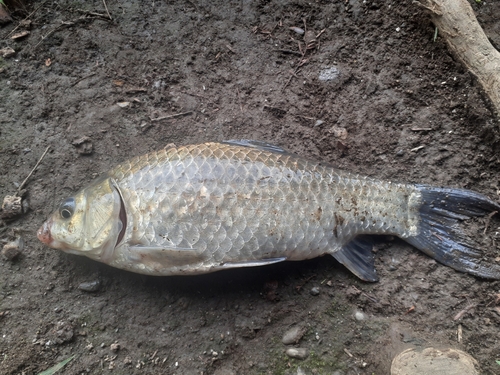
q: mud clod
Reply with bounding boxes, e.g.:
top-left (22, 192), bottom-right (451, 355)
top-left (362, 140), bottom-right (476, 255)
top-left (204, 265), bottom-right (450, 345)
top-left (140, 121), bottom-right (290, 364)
top-left (1, 195), bottom-right (22, 219)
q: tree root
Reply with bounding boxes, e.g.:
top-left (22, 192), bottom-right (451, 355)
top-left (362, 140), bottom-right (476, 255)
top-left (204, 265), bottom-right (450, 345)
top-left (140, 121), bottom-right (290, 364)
top-left (415, 0), bottom-right (500, 119)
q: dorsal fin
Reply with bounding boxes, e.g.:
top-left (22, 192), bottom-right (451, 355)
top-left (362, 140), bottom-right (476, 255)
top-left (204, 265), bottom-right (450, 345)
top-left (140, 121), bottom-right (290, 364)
top-left (222, 139), bottom-right (291, 155)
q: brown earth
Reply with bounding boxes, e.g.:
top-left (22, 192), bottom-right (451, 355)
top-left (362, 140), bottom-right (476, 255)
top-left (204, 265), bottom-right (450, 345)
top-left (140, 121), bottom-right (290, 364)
top-left (1, 1), bottom-right (500, 374)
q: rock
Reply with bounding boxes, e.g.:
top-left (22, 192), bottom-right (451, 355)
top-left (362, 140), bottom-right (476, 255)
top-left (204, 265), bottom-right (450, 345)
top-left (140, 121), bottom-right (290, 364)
top-left (2, 236), bottom-right (23, 260)
top-left (310, 286), bottom-right (320, 296)
top-left (1, 195), bottom-right (23, 219)
top-left (282, 326), bottom-right (306, 345)
top-left (319, 66), bottom-right (340, 82)
top-left (78, 280), bottom-right (101, 292)
top-left (391, 347), bottom-right (479, 375)
top-left (110, 343), bottom-right (120, 352)
top-left (0, 47), bottom-right (15, 58)
top-left (329, 126), bottom-right (348, 140)
top-left (286, 348), bottom-right (309, 360)
top-left (354, 310), bottom-right (367, 321)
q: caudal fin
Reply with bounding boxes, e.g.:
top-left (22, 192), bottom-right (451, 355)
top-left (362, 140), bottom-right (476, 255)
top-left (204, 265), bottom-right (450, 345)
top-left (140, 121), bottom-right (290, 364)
top-left (406, 185), bottom-right (500, 279)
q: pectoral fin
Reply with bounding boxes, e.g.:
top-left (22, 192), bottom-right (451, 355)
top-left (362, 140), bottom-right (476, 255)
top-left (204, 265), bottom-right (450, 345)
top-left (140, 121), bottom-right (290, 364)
top-left (332, 236), bottom-right (378, 282)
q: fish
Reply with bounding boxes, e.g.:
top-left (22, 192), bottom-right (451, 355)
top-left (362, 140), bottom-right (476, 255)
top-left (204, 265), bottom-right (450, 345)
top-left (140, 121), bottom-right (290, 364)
top-left (37, 140), bottom-right (500, 281)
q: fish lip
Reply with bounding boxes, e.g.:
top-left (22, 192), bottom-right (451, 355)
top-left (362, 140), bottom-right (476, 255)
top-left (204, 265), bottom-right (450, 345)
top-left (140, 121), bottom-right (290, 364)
top-left (37, 219), bottom-right (54, 246)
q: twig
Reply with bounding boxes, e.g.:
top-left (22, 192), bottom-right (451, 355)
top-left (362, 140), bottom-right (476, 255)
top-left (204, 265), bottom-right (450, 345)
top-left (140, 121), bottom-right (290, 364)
top-left (281, 66), bottom-right (301, 92)
top-left (32, 20), bottom-right (77, 51)
top-left (16, 146), bottom-right (50, 196)
top-left (5, 0), bottom-right (47, 38)
top-left (411, 127), bottom-right (433, 131)
top-left (150, 111), bottom-right (193, 121)
top-left (76, 9), bottom-right (110, 19)
top-left (31, 15), bottom-right (106, 51)
top-left (453, 303), bottom-right (476, 321)
top-left (71, 72), bottom-right (96, 87)
top-left (483, 210), bottom-right (498, 234)
top-left (102, 0), bottom-right (112, 20)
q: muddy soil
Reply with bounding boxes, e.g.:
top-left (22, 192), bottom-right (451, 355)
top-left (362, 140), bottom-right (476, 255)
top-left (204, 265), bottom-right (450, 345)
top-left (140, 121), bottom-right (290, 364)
top-left (1, 1), bottom-right (500, 374)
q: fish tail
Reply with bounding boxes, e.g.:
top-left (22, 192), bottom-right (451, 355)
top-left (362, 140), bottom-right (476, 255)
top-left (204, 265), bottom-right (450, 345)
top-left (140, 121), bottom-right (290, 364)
top-left (405, 185), bottom-right (500, 279)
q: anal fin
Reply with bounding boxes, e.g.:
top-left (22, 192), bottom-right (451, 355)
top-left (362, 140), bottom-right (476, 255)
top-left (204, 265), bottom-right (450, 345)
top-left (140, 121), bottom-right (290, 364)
top-left (332, 236), bottom-right (378, 282)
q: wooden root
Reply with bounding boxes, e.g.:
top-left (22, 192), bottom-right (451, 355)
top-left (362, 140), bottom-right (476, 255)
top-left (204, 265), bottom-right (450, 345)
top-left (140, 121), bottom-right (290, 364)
top-left (416, 0), bottom-right (500, 118)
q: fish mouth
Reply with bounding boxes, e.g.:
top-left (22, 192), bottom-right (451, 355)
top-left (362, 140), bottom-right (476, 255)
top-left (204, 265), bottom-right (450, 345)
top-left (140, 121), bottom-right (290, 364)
top-left (37, 219), bottom-right (54, 245)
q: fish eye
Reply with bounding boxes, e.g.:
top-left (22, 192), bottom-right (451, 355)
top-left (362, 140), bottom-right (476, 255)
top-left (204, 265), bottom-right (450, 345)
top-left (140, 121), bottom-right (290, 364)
top-left (59, 198), bottom-right (75, 219)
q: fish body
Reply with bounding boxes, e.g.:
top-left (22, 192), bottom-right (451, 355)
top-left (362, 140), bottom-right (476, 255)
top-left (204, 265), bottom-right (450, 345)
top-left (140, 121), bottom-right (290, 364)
top-left (38, 140), bottom-right (500, 281)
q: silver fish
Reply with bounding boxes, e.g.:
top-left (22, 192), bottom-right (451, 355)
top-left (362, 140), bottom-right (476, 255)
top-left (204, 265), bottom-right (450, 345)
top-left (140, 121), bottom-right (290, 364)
top-left (37, 140), bottom-right (500, 281)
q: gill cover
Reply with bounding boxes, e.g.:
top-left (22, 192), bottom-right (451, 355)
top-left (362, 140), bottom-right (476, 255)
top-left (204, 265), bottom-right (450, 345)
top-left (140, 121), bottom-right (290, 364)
top-left (49, 177), bottom-right (124, 261)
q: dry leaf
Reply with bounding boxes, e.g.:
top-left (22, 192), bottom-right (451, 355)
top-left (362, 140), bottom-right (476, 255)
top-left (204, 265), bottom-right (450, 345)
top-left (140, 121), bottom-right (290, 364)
top-left (113, 80), bottom-right (124, 86)
top-left (11, 30), bottom-right (30, 40)
top-left (0, 47), bottom-right (15, 58)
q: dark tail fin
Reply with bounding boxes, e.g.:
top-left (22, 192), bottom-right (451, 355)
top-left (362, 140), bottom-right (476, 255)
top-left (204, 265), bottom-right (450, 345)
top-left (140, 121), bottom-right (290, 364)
top-left (406, 185), bottom-right (500, 279)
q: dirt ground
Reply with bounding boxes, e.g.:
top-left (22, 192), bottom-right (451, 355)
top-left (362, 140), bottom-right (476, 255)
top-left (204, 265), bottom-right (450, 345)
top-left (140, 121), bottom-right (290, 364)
top-left (1, 0), bottom-right (500, 374)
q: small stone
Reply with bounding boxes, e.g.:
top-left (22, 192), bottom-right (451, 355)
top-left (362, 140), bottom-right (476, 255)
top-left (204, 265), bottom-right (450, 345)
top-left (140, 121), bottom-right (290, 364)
top-left (319, 66), bottom-right (340, 82)
top-left (110, 343), bottom-right (120, 352)
top-left (314, 120), bottom-right (324, 127)
top-left (2, 236), bottom-right (23, 260)
top-left (329, 125), bottom-right (348, 140)
top-left (78, 280), bottom-right (101, 292)
top-left (282, 326), bottom-right (306, 345)
top-left (310, 287), bottom-right (320, 296)
top-left (1, 195), bottom-right (22, 219)
top-left (286, 348), bottom-right (309, 360)
top-left (396, 149), bottom-right (404, 156)
top-left (0, 47), bottom-right (15, 58)
top-left (354, 310), bottom-right (367, 321)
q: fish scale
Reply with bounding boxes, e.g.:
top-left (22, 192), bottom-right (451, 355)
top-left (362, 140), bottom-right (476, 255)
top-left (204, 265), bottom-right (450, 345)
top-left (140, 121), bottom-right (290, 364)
top-left (101, 142), bottom-right (420, 275)
top-left (38, 140), bottom-right (500, 281)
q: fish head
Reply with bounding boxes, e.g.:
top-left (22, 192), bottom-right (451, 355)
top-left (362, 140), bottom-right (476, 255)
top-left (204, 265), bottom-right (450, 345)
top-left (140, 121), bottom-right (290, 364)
top-left (38, 177), bottom-right (124, 261)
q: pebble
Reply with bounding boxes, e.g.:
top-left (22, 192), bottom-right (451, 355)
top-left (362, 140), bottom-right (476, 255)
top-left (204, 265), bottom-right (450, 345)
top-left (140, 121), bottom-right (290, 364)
top-left (110, 343), bottom-right (120, 352)
top-left (282, 326), bottom-right (306, 345)
top-left (310, 286), bottom-right (320, 296)
top-left (286, 348), bottom-right (309, 360)
top-left (354, 310), bottom-right (367, 321)
top-left (78, 280), bottom-right (101, 292)
top-left (318, 66), bottom-right (340, 82)
top-left (1, 195), bottom-right (23, 219)
top-left (2, 236), bottom-right (23, 260)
